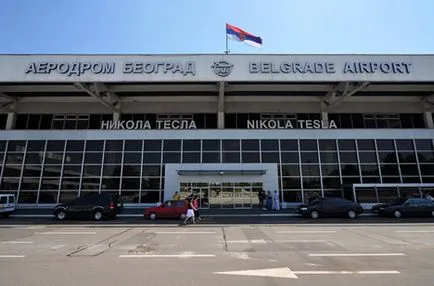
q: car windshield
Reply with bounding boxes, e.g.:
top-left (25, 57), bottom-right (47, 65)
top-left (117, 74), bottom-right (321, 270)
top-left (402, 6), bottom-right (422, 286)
top-left (309, 199), bottom-right (324, 206)
top-left (388, 198), bottom-right (407, 206)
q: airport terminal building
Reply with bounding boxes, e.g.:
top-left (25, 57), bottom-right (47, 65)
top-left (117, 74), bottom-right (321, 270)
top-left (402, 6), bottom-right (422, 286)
top-left (1, 54), bottom-right (434, 209)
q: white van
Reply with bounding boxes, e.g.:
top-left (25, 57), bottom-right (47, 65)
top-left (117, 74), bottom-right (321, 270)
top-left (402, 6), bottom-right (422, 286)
top-left (0, 194), bottom-right (16, 218)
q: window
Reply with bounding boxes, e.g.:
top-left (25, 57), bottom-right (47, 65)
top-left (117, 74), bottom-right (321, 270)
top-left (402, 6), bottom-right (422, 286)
top-left (363, 114), bottom-right (401, 128)
top-left (183, 140), bottom-right (201, 151)
top-left (52, 114), bottom-right (90, 130)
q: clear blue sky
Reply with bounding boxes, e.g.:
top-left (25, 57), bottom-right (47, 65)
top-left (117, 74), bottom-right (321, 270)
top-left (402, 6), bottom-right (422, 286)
top-left (1, 0), bottom-right (434, 54)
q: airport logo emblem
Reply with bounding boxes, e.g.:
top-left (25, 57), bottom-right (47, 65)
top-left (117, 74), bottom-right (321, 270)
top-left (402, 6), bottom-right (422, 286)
top-left (212, 61), bottom-right (233, 77)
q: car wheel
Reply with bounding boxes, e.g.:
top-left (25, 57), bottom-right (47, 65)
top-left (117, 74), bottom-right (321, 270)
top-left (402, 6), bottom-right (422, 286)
top-left (55, 210), bottom-right (66, 220)
top-left (394, 210), bottom-right (403, 218)
top-left (149, 213), bottom-right (157, 220)
top-left (311, 210), bottom-right (319, 219)
top-left (93, 210), bottom-right (103, 221)
top-left (431, 210), bottom-right (434, 217)
top-left (347, 209), bottom-right (357, 219)
top-left (1, 213), bottom-right (10, 218)
top-left (179, 213), bottom-right (186, 220)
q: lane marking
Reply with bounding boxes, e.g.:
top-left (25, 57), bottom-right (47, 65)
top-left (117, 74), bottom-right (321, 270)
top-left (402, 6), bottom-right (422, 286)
top-left (119, 254), bottom-right (216, 258)
top-left (294, 270), bottom-right (400, 275)
top-left (276, 230), bottom-right (337, 234)
top-left (0, 255), bottom-right (25, 258)
top-left (154, 231), bottom-right (217, 234)
top-left (1, 241), bottom-right (34, 244)
top-left (396, 230), bottom-right (434, 233)
top-left (227, 239), bottom-right (267, 244)
top-left (215, 267), bottom-right (298, 279)
top-left (34, 231), bottom-right (97, 235)
top-left (275, 240), bottom-right (328, 243)
top-left (309, 253), bottom-right (405, 257)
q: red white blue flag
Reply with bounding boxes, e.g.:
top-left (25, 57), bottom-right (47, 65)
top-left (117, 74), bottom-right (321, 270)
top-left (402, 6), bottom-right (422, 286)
top-left (226, 23), bottom-right (262, 48)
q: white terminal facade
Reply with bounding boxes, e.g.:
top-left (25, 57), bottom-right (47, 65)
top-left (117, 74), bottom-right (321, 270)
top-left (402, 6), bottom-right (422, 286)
top-left (1, 54), bottom-right (434, 209)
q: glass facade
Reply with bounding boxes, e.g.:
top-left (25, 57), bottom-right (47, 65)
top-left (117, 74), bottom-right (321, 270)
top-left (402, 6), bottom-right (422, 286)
top-left (1, 138), bottom-right (434, 206)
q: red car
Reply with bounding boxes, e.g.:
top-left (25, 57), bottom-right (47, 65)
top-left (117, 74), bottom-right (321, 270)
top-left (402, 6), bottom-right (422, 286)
top-left (144, 200), bottom-right (187, 220)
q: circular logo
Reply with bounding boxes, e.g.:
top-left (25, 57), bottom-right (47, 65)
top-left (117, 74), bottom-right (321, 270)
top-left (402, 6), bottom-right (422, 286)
top-left (211, 61), bottom-right (233, 77)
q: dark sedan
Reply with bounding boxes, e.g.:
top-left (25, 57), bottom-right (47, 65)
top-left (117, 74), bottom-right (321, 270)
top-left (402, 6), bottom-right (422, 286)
top-left (372, 198), bottom-right (434, 218)
top-left (371, 197), bottom-right (408, 214)
top-left (296, 197), bottom-right (363, 219)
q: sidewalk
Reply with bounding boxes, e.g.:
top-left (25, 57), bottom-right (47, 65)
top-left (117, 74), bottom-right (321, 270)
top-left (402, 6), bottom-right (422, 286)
top-left (13, 207), bottom-right (298, 217)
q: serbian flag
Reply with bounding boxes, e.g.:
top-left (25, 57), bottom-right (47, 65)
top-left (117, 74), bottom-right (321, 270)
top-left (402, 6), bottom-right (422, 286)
top-left (226, 23), bottom-right (263, 48)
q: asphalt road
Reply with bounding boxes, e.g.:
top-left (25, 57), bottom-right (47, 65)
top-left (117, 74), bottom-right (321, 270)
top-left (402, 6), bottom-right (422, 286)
top-left (1, 220), bottom-right (434, 286)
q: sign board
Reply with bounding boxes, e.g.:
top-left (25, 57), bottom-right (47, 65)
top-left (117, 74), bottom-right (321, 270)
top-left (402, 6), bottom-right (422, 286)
top-left (1, 54), bottom-right (434, 82)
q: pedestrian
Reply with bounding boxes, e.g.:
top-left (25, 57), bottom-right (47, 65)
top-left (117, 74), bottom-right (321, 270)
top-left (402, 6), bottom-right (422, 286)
top-left (266, 191), bottom-right (273, 210)
top-left (258, 190), bottom-right (266, 210)
top-left (273, 190), bottom-right (280, 211)
top-left (193, 195), bottom-right (201, 222)
top-left (172, 191), bottom-right (180, 200)
top-left (183, 195), bottom-right (196, 225)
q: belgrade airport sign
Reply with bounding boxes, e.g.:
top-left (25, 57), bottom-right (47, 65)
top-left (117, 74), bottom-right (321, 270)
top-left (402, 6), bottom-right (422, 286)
top-left (1, 54), bottom-right (434, 82)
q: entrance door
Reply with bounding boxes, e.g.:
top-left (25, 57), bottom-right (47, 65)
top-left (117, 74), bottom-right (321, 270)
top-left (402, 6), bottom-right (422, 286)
top-left (199, 187), bottom-right (210, 209)
top-left (234, 183), bottom-right (252, 208)
top-left (209, 185), bottom-right (221, 208)
top-left (221, 183), bottom-right (234, 208)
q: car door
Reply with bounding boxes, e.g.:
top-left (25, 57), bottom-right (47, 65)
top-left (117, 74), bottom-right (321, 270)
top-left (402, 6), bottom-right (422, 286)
top-left (69, 195), bottom-right (93, 218)
top-left (415, 199), bottom-right (434, 217)
top-left (403, 199), bottom-right (420, 217)
top-left (161, 201), bottom-right (176, 218)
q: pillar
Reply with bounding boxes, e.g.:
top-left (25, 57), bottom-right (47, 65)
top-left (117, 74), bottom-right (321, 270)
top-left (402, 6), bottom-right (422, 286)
top-left (423, 111), bottom-right (434, 129)
top-left (217, 82), bottom-right (225, 129)
top-left (320, 102), bottom-right (329, 122)
top-left (217, 112), bottom-right (225, 129)
top-left (113, 112), bottom-right (121, 122)
top-left (5, 112), bottom-right (16, 129)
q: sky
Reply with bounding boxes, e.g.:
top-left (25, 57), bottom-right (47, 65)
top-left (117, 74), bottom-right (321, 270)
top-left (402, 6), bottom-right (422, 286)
top-left (0, 0), bottom-right (434, 54)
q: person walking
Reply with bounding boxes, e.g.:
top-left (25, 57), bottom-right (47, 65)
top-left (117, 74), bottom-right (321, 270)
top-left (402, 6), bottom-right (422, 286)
top-left (193, 195), bottom-right (201, 222)
top-left (273, 190), bottom-right (280, 211)
top-left (183, 195), bottom-right (196, 225)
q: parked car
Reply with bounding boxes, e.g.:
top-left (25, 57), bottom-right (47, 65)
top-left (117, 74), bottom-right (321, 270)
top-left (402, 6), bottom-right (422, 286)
top-left (296, 197), bottom-right (363, 219)
top-left (144, 200), bottom-right (187, 220)
top-left (371, 197), bottom-right (408, 214)
top-left (372, 197), bottom-right (434, 218)
top-left (53, 193), bottom-right (123, 221)
top-left (0, 194), bottom-right (16, 218)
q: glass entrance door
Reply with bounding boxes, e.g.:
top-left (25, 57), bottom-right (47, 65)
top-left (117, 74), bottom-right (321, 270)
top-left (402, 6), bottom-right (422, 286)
top-left (180, 182), bottom-right (262, 209)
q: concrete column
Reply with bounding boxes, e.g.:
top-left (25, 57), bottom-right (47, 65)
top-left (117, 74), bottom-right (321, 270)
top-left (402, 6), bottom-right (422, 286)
top-left (217, 82), bottom-right (225, 129)
top-left (113, 112), bottom-right (121, 122)
top-left (320, 102), bottom-right (329, 122)
top-left (423, 111), bottom-right (434, 128)
top-left (217, 112), bottom-right (225, 129)
top-left (5, 112), bottom-right (16, 129)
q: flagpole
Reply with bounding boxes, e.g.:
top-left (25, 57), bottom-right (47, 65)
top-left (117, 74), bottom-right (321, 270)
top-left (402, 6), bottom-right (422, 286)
top-left (225, 23), bottom-right (229, 54)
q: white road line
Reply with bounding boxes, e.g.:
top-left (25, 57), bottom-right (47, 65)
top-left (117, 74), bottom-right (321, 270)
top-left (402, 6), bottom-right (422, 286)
top-left (309, 253), bottom-right (405, 257)
top-left (275, 240), bottom-right (329, 243)
top-left (276, 230), bottom-right (337, 234)
top-left (294, 270), bottom-right (400, 275)
top-left (396, 230), bottom-right (434, 233)
top-left (1, 241), bottom-right (34, 244)
top-left (226, 239), bottom-right (267, 244)
top-left (119, 254), bottom-right (216, 258)
top-left (154, 231), bottom-right (216, 234)
top-left (0, 255), bottom-right (25, 258)
top-left (34, 231), bottom-right (97, 235)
